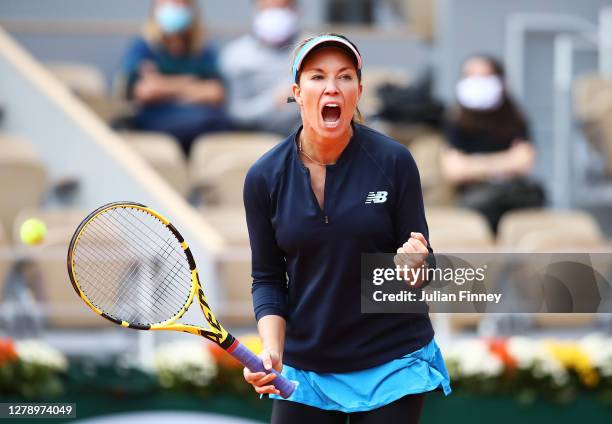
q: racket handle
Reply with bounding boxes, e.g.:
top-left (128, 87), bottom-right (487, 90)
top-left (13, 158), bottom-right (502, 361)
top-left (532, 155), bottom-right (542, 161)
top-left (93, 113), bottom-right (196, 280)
top-left (229, 341), bottom-right (296, 399)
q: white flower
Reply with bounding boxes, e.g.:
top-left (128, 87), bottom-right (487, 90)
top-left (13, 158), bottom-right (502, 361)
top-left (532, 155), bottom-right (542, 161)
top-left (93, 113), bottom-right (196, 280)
top-left (444, 339), bottom-right (503, 378)
top-left (15, 340), bottom-right (68, 371)
top-left (579, 333), bottom-right (612, 377)
top-left (506, 337), bottom-right (538, 369)
top-left (154, 341), bottom-right (217, 388)
top-left (506, 337), bottom-right (568, 385)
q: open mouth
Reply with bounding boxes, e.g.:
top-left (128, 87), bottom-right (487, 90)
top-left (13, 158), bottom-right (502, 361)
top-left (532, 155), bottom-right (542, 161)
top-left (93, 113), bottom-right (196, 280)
top-left (321, 103), bottom-right (341, 126)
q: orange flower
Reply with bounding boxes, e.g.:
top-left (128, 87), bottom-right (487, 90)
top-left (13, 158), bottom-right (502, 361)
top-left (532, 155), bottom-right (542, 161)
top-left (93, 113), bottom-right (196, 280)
top-left (0, 338), bottom-right (18, 367)
top-left (488, 338), bottom-right (517, 369)
top-left (206, 343), bottom-right (242, 370)
top-left (205, 334), bottom-right (264, 370)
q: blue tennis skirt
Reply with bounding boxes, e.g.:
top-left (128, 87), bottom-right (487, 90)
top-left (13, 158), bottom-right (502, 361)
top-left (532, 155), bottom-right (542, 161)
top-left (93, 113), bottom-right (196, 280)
top-left (269, 338), bottom-right (451, 413)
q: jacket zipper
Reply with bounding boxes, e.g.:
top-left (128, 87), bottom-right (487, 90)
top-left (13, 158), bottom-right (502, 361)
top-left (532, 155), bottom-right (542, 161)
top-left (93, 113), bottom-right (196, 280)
top-left (304, 167), bottom-right (329, 225)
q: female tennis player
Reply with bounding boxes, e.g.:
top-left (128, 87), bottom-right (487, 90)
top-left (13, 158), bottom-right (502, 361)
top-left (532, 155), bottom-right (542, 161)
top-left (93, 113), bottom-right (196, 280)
top-left (243, 34), bottom-right (451, 423)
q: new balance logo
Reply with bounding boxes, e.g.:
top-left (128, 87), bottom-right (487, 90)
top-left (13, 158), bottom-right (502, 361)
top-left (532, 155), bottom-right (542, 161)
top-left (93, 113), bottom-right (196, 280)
top-left (365, 191), bottom-right (388, 204)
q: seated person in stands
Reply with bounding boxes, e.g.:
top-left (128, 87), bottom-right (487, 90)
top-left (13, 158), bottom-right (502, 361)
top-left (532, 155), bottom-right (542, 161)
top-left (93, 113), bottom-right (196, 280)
top-left (122, 0), bottom-right (230, 155)
top-left (440, 55), bottom-right (544, 232)
top-left (219, 0), bottom-right (301, 135)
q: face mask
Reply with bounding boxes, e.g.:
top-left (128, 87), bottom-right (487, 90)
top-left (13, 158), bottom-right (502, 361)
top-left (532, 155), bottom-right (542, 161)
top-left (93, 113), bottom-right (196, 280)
top-left (253, 8), bottom-right (298, 46)
top-left (155, 4), bottom-right (193, 34)
top-left (456, 75), bottom-right (504, 111)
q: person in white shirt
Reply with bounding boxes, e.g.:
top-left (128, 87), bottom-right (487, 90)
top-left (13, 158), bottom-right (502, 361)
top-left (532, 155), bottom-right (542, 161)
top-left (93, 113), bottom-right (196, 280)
top-left (219, 0), bottom-right (301, 135)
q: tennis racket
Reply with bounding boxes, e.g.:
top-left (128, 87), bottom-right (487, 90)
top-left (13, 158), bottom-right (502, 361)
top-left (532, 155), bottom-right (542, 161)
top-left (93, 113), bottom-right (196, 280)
top-left (66, 201), bottom-right (295, 398)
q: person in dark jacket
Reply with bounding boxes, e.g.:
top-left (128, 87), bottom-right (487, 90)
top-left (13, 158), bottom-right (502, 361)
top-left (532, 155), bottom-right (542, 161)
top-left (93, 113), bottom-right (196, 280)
top-left (122, 0), bottom-right (230, 155)
top-left (242, 33), bottom-right (451, 423)
top-left (441, 55), bottom-right (542, 232)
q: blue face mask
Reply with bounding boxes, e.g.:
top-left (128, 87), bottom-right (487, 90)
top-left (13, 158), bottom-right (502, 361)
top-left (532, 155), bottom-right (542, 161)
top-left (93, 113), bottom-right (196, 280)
top-left (155, 4), bottom-right (193, 34)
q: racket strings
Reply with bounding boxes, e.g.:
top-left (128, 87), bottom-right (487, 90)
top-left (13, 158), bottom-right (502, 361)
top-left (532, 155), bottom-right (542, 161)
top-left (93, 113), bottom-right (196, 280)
top-left (83, 219), bottom-right (182, 291)
top-left (79, 215), bottom-right (187, 302)
top-left (86, 217), bottom-right (189, 303)
top-left (76, 218), bottom-right (188, 324)
top-left (94, 209), bottom-right (191, 313)
top-left (77, 209), bottom-right (191, 324)
top-left (75, 243), bottom-right (184, 323)
top-left (72, 206), bottom-right (193, 325)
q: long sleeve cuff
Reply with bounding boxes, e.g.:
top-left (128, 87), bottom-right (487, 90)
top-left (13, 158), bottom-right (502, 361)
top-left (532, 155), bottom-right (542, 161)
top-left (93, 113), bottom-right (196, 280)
top-left (252, 283), bottom-right (288, 321)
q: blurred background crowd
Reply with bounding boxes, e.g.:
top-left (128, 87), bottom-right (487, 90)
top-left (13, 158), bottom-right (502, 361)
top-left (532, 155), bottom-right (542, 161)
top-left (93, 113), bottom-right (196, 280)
top-left (1, 1), bottom-right (612, 423)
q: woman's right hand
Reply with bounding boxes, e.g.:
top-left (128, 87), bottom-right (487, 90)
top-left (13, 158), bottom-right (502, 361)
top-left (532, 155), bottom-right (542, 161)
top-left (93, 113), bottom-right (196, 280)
top-left (243, 349), bottom-right (283, 396)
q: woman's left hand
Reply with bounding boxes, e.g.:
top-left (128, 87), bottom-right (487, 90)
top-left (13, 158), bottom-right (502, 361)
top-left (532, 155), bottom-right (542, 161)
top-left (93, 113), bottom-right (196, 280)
top-left (394, 232), bottom-right (429, 286)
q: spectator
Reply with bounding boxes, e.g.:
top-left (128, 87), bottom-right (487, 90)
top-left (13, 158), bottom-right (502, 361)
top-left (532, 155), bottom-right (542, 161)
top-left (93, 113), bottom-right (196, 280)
top-left (440, 55), bottom-right (544, 232)
top-left (122, 0), bottom-right (230, 155)
top-left (219, 0), bottom-right (301, 135)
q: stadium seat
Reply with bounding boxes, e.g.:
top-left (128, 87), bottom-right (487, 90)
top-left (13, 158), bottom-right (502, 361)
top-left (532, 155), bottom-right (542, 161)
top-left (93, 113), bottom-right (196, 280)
top-left (513, 229), bottom-right (610, 251)
top-left (107, 72), bottom-right (137, 126)
top-left (359, 67), bottom-right (410, 117)
top-left (404, 0), bottom-right (436, 41)
top-left (573, 74), bottom-right (612, 123)
top-left (109, 72), bottom-right (130, 103)
top-left (497, 209), bottom-right (604, 248)
top-left (385, 123), bottom-right (438, 148)
top-left (200, 207), bottom-right (249, 245)
top-left (32, 230), bottom-right (113, 328)
top-left (573, 75), bottom-right (612, 178)
top-left (426, 207), bottom-right (495, 331)
top-left (46, 61), bottom-right (129, 123)
top-left (497, 210), bottom-right (607, 334)
top-left (426, 207), bottom-right (494, 251)
top-left (409, 134), bottom-right (455, 206)
top-left (216, 253), bottom-right (256, 327)
top-left (527, 237), bottom-right (604, 328)
top-left (528, 237), bottom-right (606, 325)
top-left (190, 132), bottom-right (280, 206)
top-left (596, 106), bottom-right (612, 179)
top-left (426, 208), bottom-right (497, 329)
top-left (45, 61), bottom-right (106, 97)
top-left (492, 209), bottom-right (607, 331)
top-left (119, 131), bottom-right (190, 197)
top-left (0, 135), bottom-right (48, 243)
top-left (199, 206), bottom-right (254, 326)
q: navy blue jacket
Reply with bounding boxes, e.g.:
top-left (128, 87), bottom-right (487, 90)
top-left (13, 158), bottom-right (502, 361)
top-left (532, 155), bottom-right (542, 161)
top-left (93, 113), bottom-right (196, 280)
top-left (243, 123), bottom-right (434, 373)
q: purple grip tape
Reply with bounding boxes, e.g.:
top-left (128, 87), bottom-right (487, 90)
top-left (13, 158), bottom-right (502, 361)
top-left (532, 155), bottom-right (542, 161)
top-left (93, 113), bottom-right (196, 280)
top-left (229, 341), bottom-right (295, 398)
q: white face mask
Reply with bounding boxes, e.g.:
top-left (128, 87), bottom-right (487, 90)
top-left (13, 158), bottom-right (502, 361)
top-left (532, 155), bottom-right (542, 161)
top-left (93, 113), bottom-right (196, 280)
top-left (253, 8), bottom-right (298, 46)
top-left (456, 75), bottom-right (504, 111)
top-left (155, 3), bottom-right (193, 35)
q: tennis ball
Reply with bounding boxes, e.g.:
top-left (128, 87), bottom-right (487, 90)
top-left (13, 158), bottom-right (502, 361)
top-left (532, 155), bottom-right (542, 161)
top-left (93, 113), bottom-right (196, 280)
top-left (20, 218), bottom-right (47, 245)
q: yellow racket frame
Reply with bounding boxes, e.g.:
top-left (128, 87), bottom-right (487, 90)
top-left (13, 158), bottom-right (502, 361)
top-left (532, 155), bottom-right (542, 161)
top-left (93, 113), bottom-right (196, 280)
top-left (67, 202), bottom-right (233, 348)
